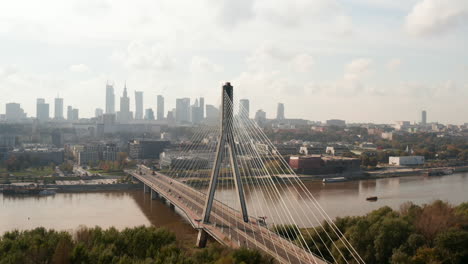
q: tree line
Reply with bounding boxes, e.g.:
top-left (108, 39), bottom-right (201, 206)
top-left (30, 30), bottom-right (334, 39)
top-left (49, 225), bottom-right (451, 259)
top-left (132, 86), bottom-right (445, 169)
top-left (0, 226), bottom-right (273, 264)
top-left (273, 200), bottom-right (468, 264)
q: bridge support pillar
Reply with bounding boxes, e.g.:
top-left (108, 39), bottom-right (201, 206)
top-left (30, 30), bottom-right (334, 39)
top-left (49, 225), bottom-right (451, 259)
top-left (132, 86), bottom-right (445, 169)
top-left (151, 189), bottom-right (158, 200)
top-left (196, 229), bottom-right (208, 248)
top-left (169, 203), bottom-right (175, 210)
top-left (144, 184), bottom-right (150, 193)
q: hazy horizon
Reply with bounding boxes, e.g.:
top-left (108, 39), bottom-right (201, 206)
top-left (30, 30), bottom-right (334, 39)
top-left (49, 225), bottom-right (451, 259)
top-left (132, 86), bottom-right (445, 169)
top-left (1, 0), bottom-right (467, 124)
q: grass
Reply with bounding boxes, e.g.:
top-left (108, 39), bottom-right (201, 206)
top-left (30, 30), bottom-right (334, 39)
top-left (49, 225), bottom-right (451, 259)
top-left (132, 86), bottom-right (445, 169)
top-left (88, 169), bottom-right (126, 177)
top-left (2, 167), bottom-right (55, 177)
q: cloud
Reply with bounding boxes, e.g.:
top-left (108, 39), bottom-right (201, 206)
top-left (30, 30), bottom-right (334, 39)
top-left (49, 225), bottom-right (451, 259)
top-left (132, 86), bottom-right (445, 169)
top-left (210, 0), bottom-right (255, 28)
top-left (69, 64), bottom-right (90, 73)
top-left (112, 41), bottom-right (174, 71)
top-left (344, 58), bottom-right (373, 81)
top-left (289, 53), bottom-right (314, 73)
top-left (405, 0), bottom-right (468, 36)
top-left (387, 58), bottom-right (402, 71)
top-left (190, 56), bottom-right (223, 73)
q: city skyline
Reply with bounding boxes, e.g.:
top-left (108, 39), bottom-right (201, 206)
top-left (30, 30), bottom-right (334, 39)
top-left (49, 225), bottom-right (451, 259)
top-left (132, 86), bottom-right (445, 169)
top-left (0, 1), bottom-right (467, 124)
top-left (0, 83), bottom-right (461, 125)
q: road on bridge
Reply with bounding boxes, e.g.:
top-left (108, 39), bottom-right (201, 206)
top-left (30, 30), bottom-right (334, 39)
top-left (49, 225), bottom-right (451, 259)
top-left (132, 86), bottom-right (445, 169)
top-left (128, 165), bottom-right (327, 264)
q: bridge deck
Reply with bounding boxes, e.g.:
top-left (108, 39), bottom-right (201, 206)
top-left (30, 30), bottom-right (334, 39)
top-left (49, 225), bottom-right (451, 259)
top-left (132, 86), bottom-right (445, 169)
top-left (128, 166), bottom-right (327, 264)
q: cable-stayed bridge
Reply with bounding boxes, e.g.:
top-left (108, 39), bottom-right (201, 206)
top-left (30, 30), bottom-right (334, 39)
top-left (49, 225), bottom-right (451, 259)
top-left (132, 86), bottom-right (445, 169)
top-left (128, 83), bottom-right (364, 264)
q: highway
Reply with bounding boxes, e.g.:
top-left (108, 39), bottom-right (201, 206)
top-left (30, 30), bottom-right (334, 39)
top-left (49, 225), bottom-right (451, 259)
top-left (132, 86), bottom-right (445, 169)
top-left (128, 165), bottom-right (327, 264)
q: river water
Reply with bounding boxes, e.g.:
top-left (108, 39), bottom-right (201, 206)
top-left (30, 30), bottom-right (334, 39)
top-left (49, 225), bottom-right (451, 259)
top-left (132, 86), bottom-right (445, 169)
top-left (1, 173), bottom-right (467, 235)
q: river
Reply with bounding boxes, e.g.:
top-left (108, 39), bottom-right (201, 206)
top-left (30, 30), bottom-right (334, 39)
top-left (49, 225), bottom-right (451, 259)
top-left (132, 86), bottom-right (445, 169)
top-left (1, 173), bottom-right (467, 235)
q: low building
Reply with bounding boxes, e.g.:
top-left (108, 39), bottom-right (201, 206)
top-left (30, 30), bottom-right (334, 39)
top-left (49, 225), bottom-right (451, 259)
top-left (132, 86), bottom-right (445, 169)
top-left (129, 139), bottom-right (170, 160)
top-left (289, 155), bottom-right (361, 175)
top-left (389, 156), bottom-right (425, 166)
top-left (325, 145), bottom-right (349, 156)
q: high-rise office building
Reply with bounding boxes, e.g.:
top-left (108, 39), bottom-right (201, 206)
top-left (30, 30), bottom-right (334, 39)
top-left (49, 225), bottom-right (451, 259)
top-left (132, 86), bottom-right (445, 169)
top-left (175, 98), bottom-right (190, 123)
top-left (105, 83), bottom-right (115, 114)
top-left (54, 97), bottom-right (64, 120)
top-left (67, 106), bottom-right (73, 121)
top-left (135, 91), bottom-right (143, 120)
top-left (145, 108), bottom-right (155, 120)
top-left (36, 98), bottom-right (49, 121)
top-left (66, 106), bottom-right (79, 121)
top-left (190, 98), bottom-right (203, 124)
top-left (276, 103), bottom-right (285, 120)
top-left (239, 99), bottom-right (249, 118)
top-left (421, 110), bottom-right (427, 125)
top-left (199, 97), bottom-right (205, 120)
top-left (118, 85), bottom-right (132, 123)
top-left (95, 108), bottom-right (104, 118)
top-left (157, 95), bottom-right (164, 120)
top-left (5, 103), bottom-right (26, 121)
top-left (72, 109), bottom-right (79, 121)
top-left (205, 104), bottom-right (219, 121)
top-left (255, 109), bottom-right (266, 124)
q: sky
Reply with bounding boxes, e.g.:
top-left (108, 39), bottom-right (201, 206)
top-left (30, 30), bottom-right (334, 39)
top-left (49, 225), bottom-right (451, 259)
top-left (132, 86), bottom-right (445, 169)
top-left (0, 0), bottom-right (467, 124)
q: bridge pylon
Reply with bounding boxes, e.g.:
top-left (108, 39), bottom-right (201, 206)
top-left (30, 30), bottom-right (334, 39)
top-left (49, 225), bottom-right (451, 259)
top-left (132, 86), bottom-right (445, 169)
top-left (201, 82), bottom-right (249, 224)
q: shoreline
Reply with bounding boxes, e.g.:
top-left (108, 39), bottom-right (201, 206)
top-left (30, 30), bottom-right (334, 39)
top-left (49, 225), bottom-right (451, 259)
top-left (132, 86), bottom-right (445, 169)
top-left (298, 165), bottom-right (468, 182)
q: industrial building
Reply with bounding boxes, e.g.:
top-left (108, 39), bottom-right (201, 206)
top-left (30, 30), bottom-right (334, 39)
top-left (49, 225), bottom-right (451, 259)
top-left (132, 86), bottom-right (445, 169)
top-left (128, 139), bottom-right (170, 160)
top-left (389, 156), bottom-right (425, 166)
top-left (289, 155), bottom-right (361, 175)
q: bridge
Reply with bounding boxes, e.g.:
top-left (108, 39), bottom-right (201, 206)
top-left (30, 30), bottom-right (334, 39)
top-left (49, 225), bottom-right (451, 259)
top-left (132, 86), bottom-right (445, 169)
top-left (127, 83), bottom-right (364, 264)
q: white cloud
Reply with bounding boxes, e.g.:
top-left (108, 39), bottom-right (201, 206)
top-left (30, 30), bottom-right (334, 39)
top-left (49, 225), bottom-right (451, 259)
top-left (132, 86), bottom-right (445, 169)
top-left (387, 58), bottom-right (402, 71)
top-left (290, 53), bottom-right (314, 73)
top-left (405, 0), bottom-right (468, 36)
top-left (190, 56), bottom-right (223, 73)
top-left (344, 58), bottom-right (373, 81)
top-left (69, 64), bottom-right (89, 73)
top-left (210, 0), bottom-right (255, 28)
top-left (112, 41), bottom-right (174, 71)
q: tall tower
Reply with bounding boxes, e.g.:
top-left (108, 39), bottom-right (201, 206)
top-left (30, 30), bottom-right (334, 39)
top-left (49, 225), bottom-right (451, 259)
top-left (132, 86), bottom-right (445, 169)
top-left (421, 110), bottom-right (427, 125)
top-left (105, 83), bottom-right (115, 114)
top-left (36, 98), bottom-right (49, 121)
top-left (54, 97), bottom-right (64, 120)
top-left (119, 84), bottom-right (131, 123)
top-left (198, 82), bottom-right (249, 248)
top-left (239, 99), bottom-right (249, 118)
top-left (157, 95), bottom-right (164, 120)
top-left (276, 103), bottom-right (285, 120)
top-left (202, 82), bottom-right (248, 223)
top-left (135, 91), bottom-right (143, 120)
top-left (175, 98), bottom-right (190, 123)
top-left (199, 97), bottom-right (205, 120)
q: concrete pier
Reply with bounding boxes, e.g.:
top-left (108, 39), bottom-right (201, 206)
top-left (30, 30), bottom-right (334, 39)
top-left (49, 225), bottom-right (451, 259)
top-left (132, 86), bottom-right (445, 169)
top-left (143, 184), bottom-right (150, 193)
top-left (196, 229), bottom-right (209, 248)
top-left (151, 189), bottom-right (159, 200)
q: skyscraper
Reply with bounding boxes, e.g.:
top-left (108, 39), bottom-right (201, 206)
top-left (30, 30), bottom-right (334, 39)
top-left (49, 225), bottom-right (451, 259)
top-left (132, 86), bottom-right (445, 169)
top-left (175, 98), bottom-right (190, 123)
top-left (36, 98), bottom-right (49, 121)
top-left (145, 108), bottom-right (155, 120)
top-left (118, 85), bottom-right (132, 123)
top-left (67, 106), bottom-right (73, 121)
top-left (276, 103), bottom-right (285, 120)
top-left (190, 99), bottom-right (203, 124)
top-left (239, 99), bottom-right (249, 118)
top-left (255, 109), bottom-right (266, 124)
top-left (157, 95), bottom-right (164, 120)
top-left (54, 97), bottom-right (64, 120)
top-left (205, 104), bottom-right (219, 122)
top-left (199, 97), bottom-right (205, 120)
top-left (105, 83), bottom-right (115, 114)
top-left (135, 91), bottom-right (143, 120)
top-left (421, 110), bottom-right (427, 125)
top-left (95, 108), bottom-right (104, 118)
top-left (5, 103), bottom-right (26, 121)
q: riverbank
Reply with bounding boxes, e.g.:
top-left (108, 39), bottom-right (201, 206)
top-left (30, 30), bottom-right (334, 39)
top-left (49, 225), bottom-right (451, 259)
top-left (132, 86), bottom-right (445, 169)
top-left (297, 165), bottom-right (468, 181)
